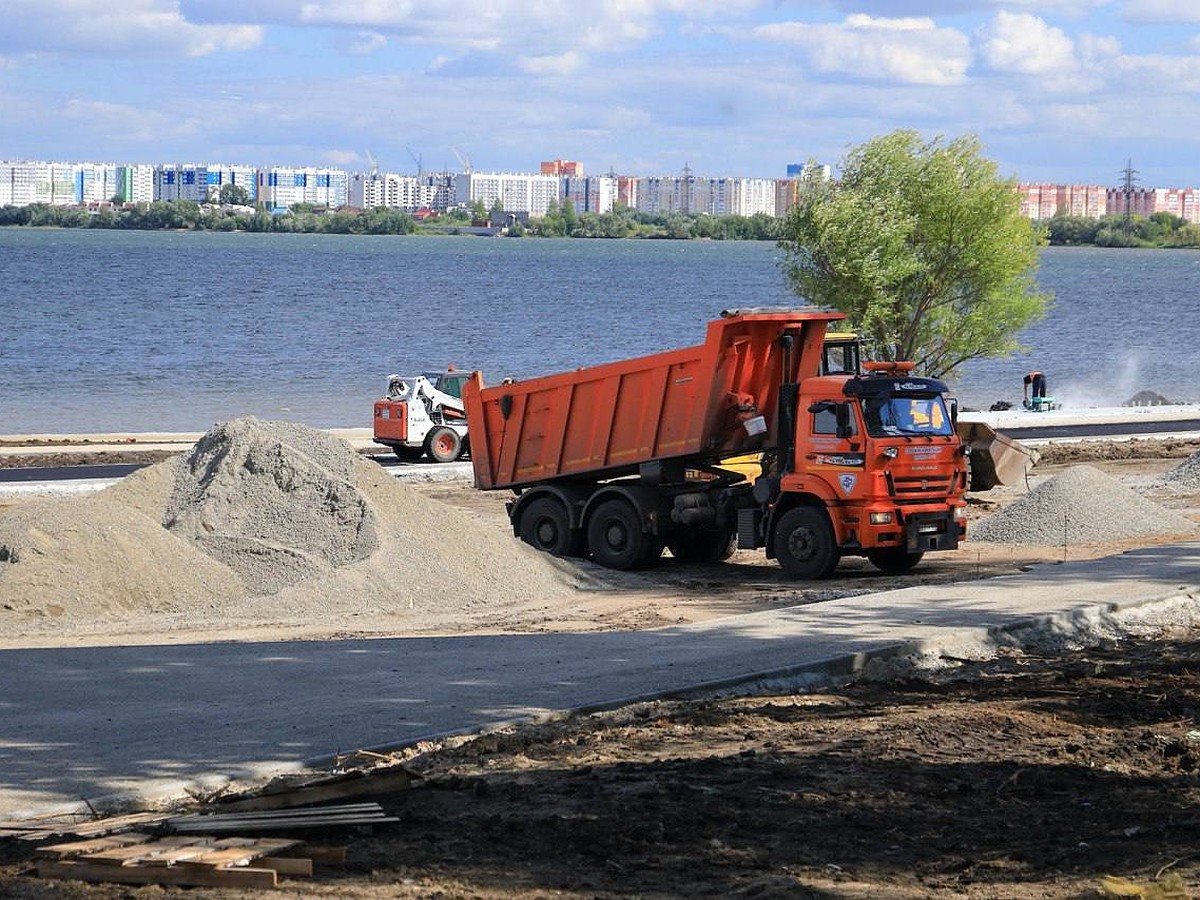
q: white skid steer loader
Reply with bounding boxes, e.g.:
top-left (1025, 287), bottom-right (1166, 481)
top-left (373, 369), bottom-right (470, 462)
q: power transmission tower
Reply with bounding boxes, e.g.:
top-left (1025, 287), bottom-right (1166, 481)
top-left (1120, 158), bottom-right (1139, 237)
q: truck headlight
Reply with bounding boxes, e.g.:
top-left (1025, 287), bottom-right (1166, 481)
top-left (870, 512), bottom-right (894, 525)
top-left (883, 447), bottom-right (899, 459)
top-left (953, 507), bottom-right (967, 522)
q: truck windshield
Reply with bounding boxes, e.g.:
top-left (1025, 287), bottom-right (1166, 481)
top-left (861, 396), bottom-right (953, 438)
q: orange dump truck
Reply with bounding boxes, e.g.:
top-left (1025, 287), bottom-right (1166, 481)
top-left (462, 308), bottom-right (968, 579)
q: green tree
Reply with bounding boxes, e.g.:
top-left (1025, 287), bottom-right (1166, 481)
top-left (218, 183), bottom-right (252, 206)
top-left (778, 130), bottom-right (1050, 377)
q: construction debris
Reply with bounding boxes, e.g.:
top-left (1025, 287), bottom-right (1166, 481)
top-left (166, 802), bottom-right (397, 833)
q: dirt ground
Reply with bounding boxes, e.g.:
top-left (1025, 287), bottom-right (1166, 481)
top-left (1, 438), bottom-right (1199, 897)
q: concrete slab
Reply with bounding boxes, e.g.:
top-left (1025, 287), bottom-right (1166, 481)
top-left (1, 541), bottom-right (1197, 820)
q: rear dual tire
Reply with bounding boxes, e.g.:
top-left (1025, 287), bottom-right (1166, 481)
top-left (587, 499), bottom-right (662, 570)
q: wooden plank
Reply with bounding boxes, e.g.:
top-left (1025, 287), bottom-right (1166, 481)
top-left (50, 812), bottom-right (169, 838)
top-left (257, 856), bottom-right (313, 877)
top-left (37, 859), bottom-right (278, 890)
top-left (37, 833), bottom-right (154, 859)
top-left (216, 770), bottom-right (415, 812)
top-left (182, 838), bottom-right (301, 869)
top-left (296, 845), bottom-right (348, 864)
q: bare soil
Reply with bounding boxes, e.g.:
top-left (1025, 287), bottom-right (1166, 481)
top-left (2, 438), bottom-right (1199, 897)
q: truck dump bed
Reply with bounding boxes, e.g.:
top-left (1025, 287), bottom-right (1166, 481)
top-left (464, 308), bottom-right (844, 490)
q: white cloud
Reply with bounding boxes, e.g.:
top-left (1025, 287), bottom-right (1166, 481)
top-left (323, 149), bottom-right (362, 165)
top-left (297, 0), bottom-right (756, 54)
top-left (1122, 0), bottom-right (1200, 24)
top-left (344, 31), bottom-right (388, 55)
top-left (0, 1), bottom-right (262, 58)
top-left (978, 12), bottom-right (1076, 75)
top-left (518, 51), bottom-right (587, 77)
top-left (752, 14), bottom-right (972, 86)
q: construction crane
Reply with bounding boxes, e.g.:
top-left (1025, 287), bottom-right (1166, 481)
top-left (450, 146), bottom-right (473, 174)
top-left (406, 146), bottom-right (424, 178)
top-left (365, 149), bottom-right (380, 178)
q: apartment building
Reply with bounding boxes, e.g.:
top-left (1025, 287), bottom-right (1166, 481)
top-left (156, 163), bottom-right (258, 203)
top-left (541, 159), bottom-right (584, 177)
top-left (454, 171), bottom-right (560, 216)
top-left (117, 164), bottom-right (155, 203)
top-left (0, 160), bottom-right (90, 206)
top-left (560, 175), bottom-right (616, 214)
top-left (349, 171), bottom-right (440, 210)
top-left (256, 166), bottom-right (347, 210)
top-left (1107, 187), bottom-right (1200, 223)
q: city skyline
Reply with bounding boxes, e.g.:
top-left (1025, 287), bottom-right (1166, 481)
top-left (4, 2), bottom-right (1200, 187)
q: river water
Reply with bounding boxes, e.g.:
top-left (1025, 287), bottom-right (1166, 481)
top-left (1, 229), bottom-right (1195, 433)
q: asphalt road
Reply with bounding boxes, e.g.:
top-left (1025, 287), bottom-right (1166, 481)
top-left (3, 542), bottom-right (1198, 819)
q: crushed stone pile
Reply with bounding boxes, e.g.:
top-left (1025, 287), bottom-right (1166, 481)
top-left (1155, 449), bottom-right (1200, 493)
top-left (971, 465), bottom-right (1195, 545)
top-left (0, 418), bottom-right (587, 638)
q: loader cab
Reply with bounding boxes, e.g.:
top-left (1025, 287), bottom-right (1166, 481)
top-left (430, 370), bottom-right (470, 401)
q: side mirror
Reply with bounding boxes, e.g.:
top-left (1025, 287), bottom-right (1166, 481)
top-left (835, 403), bottom-right (852, 439)
top-left (949, 398), bottom-right (959, 428)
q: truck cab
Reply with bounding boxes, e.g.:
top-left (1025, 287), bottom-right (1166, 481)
top-left (759, 363), bottom-right (966, 577)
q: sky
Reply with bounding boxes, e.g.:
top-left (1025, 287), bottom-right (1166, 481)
top-left (2, 0), bottom-right (1200, 186)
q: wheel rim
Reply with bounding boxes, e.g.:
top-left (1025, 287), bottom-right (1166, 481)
top-left (602, 519), bottom-right (630, 554)
top-left (786, 526), bottom-right (819, 562)
top-left (534, 518), bottom-right (559, 549)
top-left (434, 434), bottom-right (455, 457)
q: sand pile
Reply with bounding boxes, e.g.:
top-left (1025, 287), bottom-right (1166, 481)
top-left (0, 418), bottom-right (586, 638)
top-left (972, 465), bottom-right (1196, 545)
top-left (1155, 449), bottom-right (1200, 493)
top-left (163, 419), bottom-right (381, 593)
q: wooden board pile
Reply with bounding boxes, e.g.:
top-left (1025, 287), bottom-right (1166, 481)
top-left (1, 799), bottom-right (399, 890)
top-left (35, 832), bottom-right (340, 890)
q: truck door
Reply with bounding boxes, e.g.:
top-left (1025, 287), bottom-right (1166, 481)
top-left (803, 400), bottom-right (865, 501)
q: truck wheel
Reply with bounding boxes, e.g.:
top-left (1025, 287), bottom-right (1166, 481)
top-left (866, 548), bottom-right (925, 574)
top-left (392, 446), bottom-right (425, 462)
top-left (518, 497), bottom-right (582, 557)
top-left (773, 507), bottom-right (839, 579)
top-left (425, 426), bottom-right (463, 463)
top-left (667, 527), bottom-right (735, 564)
top-left (587, 499), bottom-right (659, 571)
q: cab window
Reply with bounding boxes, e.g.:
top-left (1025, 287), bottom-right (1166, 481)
top-left (861, 396), bottom-right (953, 437)
top-left (437, 375), bottom-right (468, 399)
top-left (812, 403), bottom-right (857, 437)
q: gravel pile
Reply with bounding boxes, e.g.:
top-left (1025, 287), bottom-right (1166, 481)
top-left (1155, 449), bottom-right (1200, 493)
top-left (971, 465), bottom-right (1196, 545)
top-left (0, 418), bottom-right (587, 639)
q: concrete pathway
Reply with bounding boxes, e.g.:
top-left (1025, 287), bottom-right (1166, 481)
top-left (2, 542), bottom-right (1198, 819)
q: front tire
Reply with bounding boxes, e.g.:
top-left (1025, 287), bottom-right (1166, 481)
top-left (392, 445), bottom-right (425, 462)
top-left (518, 497), bottom-right (582, 557)
top-left (425, 426), bottom-right (463, 463)
top-left (866, 548), bottom-right (924, 574)
top-left (587, 499), bottom-right (660, 570)
top-left (773, 506), bottom-right (839, 579)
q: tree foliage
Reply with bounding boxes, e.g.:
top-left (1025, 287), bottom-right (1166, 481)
top-left (778, 130), bottom-right (1050, 378)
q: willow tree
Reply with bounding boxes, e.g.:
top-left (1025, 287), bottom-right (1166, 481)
top-left (778, 131), bottom-right (1050, 378)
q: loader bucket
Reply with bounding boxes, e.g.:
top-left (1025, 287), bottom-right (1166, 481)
top-left (957, 421), bottom-right (1039, 491)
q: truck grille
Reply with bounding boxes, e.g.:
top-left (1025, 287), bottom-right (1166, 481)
top-left (886, 473), bottom-right (957, 498)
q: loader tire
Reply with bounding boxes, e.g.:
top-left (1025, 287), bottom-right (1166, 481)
top-left (426, 426), bottom-right (463, 463)
top-left (392, 445), bottom-right (425, 462)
